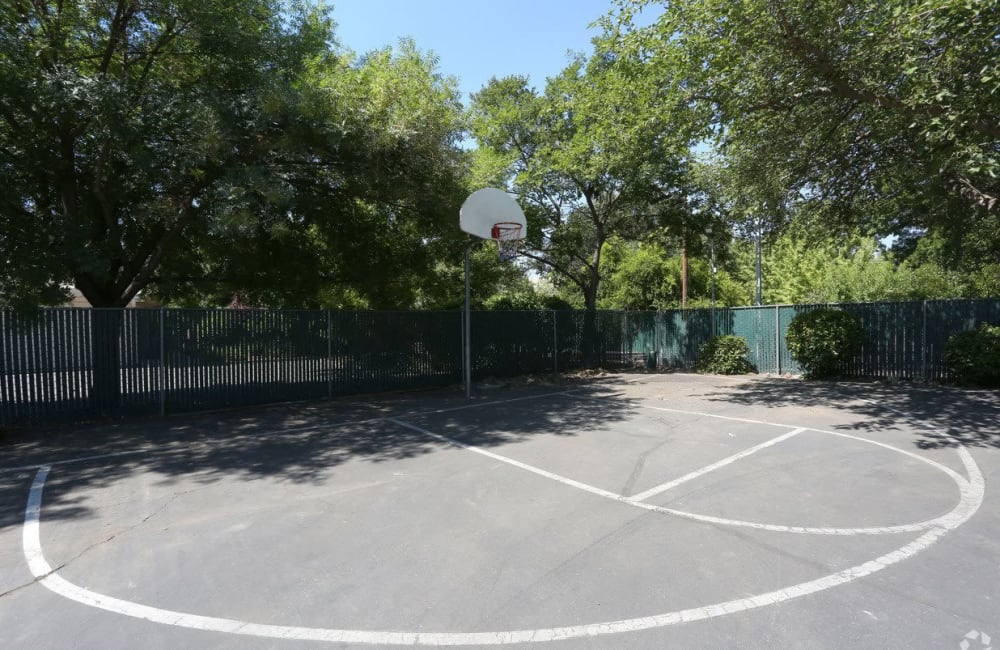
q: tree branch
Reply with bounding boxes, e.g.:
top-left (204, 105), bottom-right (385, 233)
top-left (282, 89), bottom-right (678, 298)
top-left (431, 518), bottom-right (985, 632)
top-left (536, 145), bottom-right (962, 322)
top-left (98, 1), bottom-right (133, 76)
top-left (773, 11), bottom-right (1000, 139)
top-left (518, 250), bottom-right (591, 294)
top-left (135, 17), bottom-right (186, 90)
top-left (949, 174), bottom-right (998, 212)
top-left (118, 226), bottom-right (181, 306)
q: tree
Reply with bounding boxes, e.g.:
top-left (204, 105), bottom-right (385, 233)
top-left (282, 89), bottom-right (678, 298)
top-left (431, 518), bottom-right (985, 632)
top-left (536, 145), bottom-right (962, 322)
top-left (614, 0), bottom-right (999, 240)
top-left (0, 3), bottom-right (468, 410)
top-left (0, 1), bottom-right (330, 410)
top-left (415, 242), bottom-right (536, 311)
top-left (728, 225), bottom-right (992, 304)
top-left (598, 236), bottom-right (745, 309)
top-left (468, 45), bottom-right (691, 313)
top-left (0, 0), bottom-right (338, 308)
top-left (147, 38), bottom-right (468, 309)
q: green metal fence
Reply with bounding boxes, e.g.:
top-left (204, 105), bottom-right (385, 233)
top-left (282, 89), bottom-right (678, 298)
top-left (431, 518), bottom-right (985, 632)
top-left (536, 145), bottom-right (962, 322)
top-left (2, 300), bottom-right (998, 426)
top-left (709, 300), bottom-right (1000, 379)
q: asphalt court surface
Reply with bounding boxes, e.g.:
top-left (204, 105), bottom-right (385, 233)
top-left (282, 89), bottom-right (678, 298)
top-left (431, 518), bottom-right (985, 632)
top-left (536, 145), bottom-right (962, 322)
top-left (0, 373), bottom-right (998, 649)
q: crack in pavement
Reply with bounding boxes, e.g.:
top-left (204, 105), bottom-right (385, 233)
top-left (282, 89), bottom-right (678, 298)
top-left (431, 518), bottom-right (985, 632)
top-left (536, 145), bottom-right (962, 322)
top-left (620, 436), bottom-right (674, 498)
top-left (0, 561), bottom-right (66, 600)
top-left (9, 483), bottom-right (211, 600)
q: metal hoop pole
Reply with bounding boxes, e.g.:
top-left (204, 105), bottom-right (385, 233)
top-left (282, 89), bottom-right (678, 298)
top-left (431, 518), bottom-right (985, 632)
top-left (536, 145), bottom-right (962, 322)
top-left (464, 237), bottom-right (472, 400)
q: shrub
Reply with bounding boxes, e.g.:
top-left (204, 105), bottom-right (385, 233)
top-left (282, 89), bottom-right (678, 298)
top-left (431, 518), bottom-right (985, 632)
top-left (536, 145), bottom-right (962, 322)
top-left (696, 335), bottom-right (754, 375)
top-left (944, 324), bottom-right (1000, 387)
top-left (785, 308), bottom-right (864, 379)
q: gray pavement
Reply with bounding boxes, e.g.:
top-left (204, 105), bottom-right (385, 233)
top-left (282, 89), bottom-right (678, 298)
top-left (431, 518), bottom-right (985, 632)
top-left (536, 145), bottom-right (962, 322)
top-left (0, 373), bottom-right (998, 649)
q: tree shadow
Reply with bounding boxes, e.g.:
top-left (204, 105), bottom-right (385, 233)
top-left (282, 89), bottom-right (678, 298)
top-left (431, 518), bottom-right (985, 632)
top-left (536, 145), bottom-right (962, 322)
top-left (0, 379), bottom-right (638, 532)
top-left (704, 378), bottom-right (1000, 449)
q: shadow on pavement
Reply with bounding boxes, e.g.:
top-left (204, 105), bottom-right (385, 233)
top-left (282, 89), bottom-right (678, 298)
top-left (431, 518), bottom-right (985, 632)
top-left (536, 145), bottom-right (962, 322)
top-left (706, 378), bottom-right (1000, 450)
top-left (0, 379), bottom-right (637, 531)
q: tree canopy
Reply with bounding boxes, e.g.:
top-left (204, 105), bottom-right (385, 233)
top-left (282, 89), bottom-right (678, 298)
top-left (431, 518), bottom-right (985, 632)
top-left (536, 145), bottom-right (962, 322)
top-left (613, 0), bottom-right (999, 235)
top-left (1, 1), bottom-right (996, 313)
top-left (468, 44), bottom-right (692, 310)
top-left (0, 2), bottom-right (467, 309)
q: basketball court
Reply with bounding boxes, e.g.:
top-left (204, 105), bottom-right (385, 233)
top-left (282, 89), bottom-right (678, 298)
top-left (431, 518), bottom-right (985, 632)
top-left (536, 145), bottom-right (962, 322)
top-left (1, 373), bottom-right (997, 649)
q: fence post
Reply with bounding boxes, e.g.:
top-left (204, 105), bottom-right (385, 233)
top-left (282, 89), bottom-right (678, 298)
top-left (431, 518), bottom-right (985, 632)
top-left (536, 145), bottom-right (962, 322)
top-left (552, 310), bottom-right (558, 379)
top-left (921, 300), bottom-right (928, 381)
top-left (623, 311), bottom-right (629, 366)
top-left (657, 310), bottom-right (663, 369)
top-left (775, 305), bottom-right (781, 374)
top-left (327, 309), bottom-right (333, 399)
top-left (158, 307), bottom-right (165, 416)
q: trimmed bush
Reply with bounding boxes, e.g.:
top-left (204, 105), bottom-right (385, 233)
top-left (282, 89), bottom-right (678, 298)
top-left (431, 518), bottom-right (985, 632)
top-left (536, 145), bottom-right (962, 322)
top-left (944, 323), bottom-right (1000, 387)
top-left (786, 308), bottom-right (864, 379)
top-left (696, 335), bottom-right (754, 375)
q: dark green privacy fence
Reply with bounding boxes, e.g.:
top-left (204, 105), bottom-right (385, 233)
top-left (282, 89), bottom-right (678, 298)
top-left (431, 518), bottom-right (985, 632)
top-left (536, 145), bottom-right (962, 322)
top-left (1, 309), bottom-right (464, 425)
top-left (722, 300), bottom-right (1000, 379)
top-left (2, 300), bottom-right (998, 425)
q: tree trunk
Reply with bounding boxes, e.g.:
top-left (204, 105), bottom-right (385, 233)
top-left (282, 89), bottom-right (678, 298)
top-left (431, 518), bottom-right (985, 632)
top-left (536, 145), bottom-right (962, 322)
top-left (89, 309), bottom-right (124, 416)
top-left (681, 233), bottom-right (688, 308)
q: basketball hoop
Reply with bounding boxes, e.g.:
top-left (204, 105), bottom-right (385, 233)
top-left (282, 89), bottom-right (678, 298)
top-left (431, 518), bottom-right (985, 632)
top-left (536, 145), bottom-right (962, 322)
top-left (459, 189), bottom-right (527, 400)
top-left (491, 221), bottom-right (523, 260)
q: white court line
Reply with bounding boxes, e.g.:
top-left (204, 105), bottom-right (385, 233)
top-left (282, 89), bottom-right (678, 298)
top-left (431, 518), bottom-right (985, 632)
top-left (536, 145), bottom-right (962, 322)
top-left (416, 390), bottom-right (575, 417)
top-left (626, 428), bottom-right (806, 502)
top-left (21, 440), bottom-right (985, 645)
top-left (0, 449), bottom-right (149, 474)
top-left (387, 418), bottom-right (970, 536)
top-left (565, 390), bottom-right (979, 533)
top-left (566, 392), bottom-right (973, 489)
top-left (386, 418), bottom-right (624, 502)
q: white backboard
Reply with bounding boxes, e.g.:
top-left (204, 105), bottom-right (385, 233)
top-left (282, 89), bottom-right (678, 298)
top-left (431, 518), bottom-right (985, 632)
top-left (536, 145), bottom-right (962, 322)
top-left (459, 188), bottom-right (527, 240)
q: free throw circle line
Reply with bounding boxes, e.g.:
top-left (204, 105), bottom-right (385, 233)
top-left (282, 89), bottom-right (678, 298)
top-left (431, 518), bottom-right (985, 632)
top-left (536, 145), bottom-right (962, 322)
top-left (604, 399), bottom-right (973, 489)
top-left (391, 413), bottom-right (971, 536)
top-left (626, 428), bottom-right (806, 502)
top-left (22, 442), bottom-right (984, 646)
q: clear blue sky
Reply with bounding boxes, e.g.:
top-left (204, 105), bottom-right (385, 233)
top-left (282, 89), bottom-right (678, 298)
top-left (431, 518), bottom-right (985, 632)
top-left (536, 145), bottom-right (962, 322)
top-left (330, 0), bottom-right (629, 101)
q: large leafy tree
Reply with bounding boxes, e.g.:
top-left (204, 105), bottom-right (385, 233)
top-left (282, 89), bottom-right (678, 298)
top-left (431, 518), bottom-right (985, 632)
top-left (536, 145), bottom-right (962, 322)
top-left (0, 0), bottom-right (337, 309)
top-left (0, 4), bottom-right (468, 311)
top-left (468, 43), bottom-right (691, 312)
top-left (151, 39), bottom-right (468, 309)
top-left (597, 236), bottom-right (746, 309)
top-left (0, 3), bottom-right (468, 412)
top-left (614, 0), bottom-right (999, 241)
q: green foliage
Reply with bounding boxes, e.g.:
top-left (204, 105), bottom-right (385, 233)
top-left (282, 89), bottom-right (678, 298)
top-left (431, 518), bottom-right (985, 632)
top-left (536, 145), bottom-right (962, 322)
top-left (598, 237), bottom-right (745, 309)
top-left (0, 5), bottom-right (466, 310)
top-left (0, 0), bottom-right (333, 307)
top-left (944, 324), bottom-right (1000, 387)
top-left (786, 309), bottom-right (865, 379)
top-left (696, 336), bottom-right (754, 375)
top-left (152, 38), bottom-right (467, 309)
top-left (730, 225), bottom-right (997, 304)
top-left (614, 0), bottom-right (998, 241)
top-left (482, 291), bottom-right (574, 311)
top-left (970, 264), bottom-right (1000, 298)
top-left (468, 40), bottom-right (692, 310)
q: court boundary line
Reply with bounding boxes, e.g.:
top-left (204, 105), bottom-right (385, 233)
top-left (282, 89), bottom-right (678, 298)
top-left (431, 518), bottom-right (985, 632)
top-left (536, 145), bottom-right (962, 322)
top-left (563, 391), bottom-right (972, 488)
top-left (388, 416), bottom-right (973, 537)
top-left (20, 436), bottom-right (984, 646)
top-left (4, 386), bottom-right (974, 537)
top-left (387, 418), bottom-right (624, 502)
